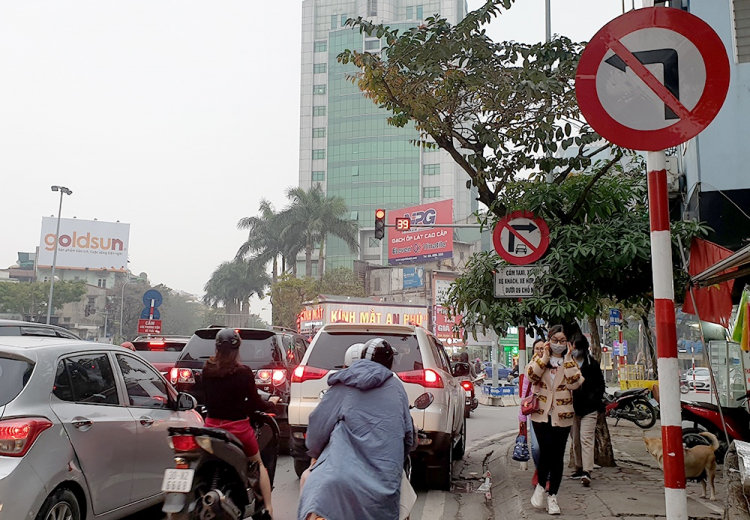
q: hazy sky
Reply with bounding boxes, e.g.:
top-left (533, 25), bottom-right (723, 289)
top-left (0, 0), bottom-right (624, 322)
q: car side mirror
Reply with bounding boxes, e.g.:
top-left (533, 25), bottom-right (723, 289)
top-left (176, 392), bottom-right (197, 411)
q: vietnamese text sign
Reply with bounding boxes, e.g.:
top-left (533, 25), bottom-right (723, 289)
top-left (613, 340), bottom-right (628, 356)
top-left (433, 274), bottom-right (465, 345)
top-left (403, 267), bottom-right (425, 289)
top-left (388, 200), bottom-right (453, 265)
top-left (138, 319), bottom-right (162, 335)
top-left (38, 217), bottom-right (130, 272)
top-left (494, 266), bottom-right (546, 298)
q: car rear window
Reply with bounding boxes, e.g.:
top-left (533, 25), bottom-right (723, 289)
top-left (0, 357), bottom-right (34, 406)
top-left (180, 329), bottom-right (283, 364)
top-left (306, 332), bottom-right (423, 372)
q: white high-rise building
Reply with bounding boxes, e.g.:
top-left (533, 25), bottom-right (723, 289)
top-left (298, 0), bottom-right (477, 273)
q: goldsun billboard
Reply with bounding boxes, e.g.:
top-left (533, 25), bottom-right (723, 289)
top-left (38, 217), bottom-right (130, 272)
top-left (387, 199), bottom-right (453, 265)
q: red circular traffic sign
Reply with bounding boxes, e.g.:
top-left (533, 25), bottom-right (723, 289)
top-left (576, 7), bottom-right (729, 151)
top-left (492, 211), bottom-right (550, 265)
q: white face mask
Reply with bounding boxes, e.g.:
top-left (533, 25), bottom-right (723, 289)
top-left (550, 343), bottom-right (567, 355)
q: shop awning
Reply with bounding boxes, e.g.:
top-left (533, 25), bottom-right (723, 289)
top-left (692, 242), bottom-right (750, 287)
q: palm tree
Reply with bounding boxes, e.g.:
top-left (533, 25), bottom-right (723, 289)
top-left (281, 185), bottom-right (359, 278)
top-left (203, 259), bottom-right (270, 327)
top-left (237, 200), bottom-right (293, 284)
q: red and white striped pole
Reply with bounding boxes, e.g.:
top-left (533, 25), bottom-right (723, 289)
top-left (647, 150), bottom-right (687, 520)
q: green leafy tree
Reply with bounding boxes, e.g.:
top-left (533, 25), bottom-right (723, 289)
top-left (0, 280), bottom-right (87, 321)
top-left (270, 275), bottom-right (320, 329)
top-left (203, 259), bottom-right (270, 328)
top-left (319, 267), bottom-right (366, 297)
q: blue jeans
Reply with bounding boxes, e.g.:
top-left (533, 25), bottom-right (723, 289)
top-left (529, 418), bottom-right (540, 467)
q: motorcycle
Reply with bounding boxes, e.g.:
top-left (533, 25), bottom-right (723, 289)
top-left (452, 362), bottom-right (480, 418)
top-left (162, 408), bottom-right (280, 519)
top-left (681, 390), bottom-right (750, 464)
top-left (604, 387), bottom-right (658, 429)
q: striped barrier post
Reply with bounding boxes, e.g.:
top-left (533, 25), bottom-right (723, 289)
top-left (647, 150), bottom-right (687, 520)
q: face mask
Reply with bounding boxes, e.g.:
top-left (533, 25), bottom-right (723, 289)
top-left (550, 343), bottom-right (567, 355)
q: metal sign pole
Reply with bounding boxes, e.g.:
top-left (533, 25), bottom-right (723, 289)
top-left (647, 150), bottom-right (687, 520)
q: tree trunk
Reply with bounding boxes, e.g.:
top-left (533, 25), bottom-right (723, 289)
top-left (318, 236), bottom-right (326, 281)
top-left (588, 315), bottom-right (602, 362)
top-left (642, 313), bottom-right (658, 378)
top-left (272, 256), bottom-right (278, 285)
top-left (305, 235), bottom-right (313, 278)
top-left (594, 412), bottom-right (616, 467)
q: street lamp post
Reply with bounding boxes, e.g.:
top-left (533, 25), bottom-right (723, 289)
top-left (119, 277), bottom-right (138, 342)
top-left (46, 186), bottom-right (72, 325)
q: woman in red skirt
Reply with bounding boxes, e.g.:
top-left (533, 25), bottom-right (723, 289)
top-left (202, 328), bottom-right (279, 518)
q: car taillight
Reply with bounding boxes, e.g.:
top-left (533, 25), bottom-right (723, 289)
top-left (169, 435), bottom-right (199, 452)
top-left (0, 417), bottom-right (53, 457)
top-left (461, 381), bottom-right (473, 391)
top-left (272, 369), bottom-right (287, 386)
top-left (291, 365), bottom-right (328, 383)
top-left (257, 370), bottom-right (272, 383)
top-left (397, 369), bottom-right (444, 389)
top-left (170, 368), bottom-right (195, 385)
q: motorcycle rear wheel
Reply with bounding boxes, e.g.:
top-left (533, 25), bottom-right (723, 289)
top-left (682, 426), bottom-right (729, 464)
top-left (631, 399), bottom-right (657, 429)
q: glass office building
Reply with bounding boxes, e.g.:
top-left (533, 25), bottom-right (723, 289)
top-left (299, 0), bottom-right (476, 272)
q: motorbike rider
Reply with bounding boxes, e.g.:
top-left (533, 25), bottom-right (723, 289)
top-left (297, 338), bottom-right (417, 520)
top-left (459, 351), bottom-right (479, 379)
top-left (201, 328), bottom-right (280, 518)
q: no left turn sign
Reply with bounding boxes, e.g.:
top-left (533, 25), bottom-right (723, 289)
top-left (576, 7), bottom-right (729, 151)
top-left (492, 211), bottom-right (550, 266)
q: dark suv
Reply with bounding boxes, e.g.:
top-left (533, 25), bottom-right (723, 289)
top-left (170, 327), bottom-right (296, 450)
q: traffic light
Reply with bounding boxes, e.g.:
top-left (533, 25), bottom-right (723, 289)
top-left (374, 209), bottom-right (386, 240)
top-left (396, 217), bottom-right (411, 231)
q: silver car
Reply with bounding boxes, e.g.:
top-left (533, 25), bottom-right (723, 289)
top-left (0, 337), bottom-right (203, 520)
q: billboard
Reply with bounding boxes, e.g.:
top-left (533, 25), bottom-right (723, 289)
top-left (433, 274), bottom-right (465, 346)
top-left (297, 302), bottom-right (428, 334)
top-left (402, 267), bottom-right (425, 289)
top-left (38, 217), bottom-right (130, 272)
top-left (387, 200), bottom-right (453, 265)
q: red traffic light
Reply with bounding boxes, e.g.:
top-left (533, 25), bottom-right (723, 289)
top-left (396, 217), bottom-right (411, 231)
top-left (375, 209), bottom-right (385, 219)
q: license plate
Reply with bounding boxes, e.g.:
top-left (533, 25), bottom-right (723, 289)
top-left (465, 390), bottom-right (472, 397)
top-left (161, 469), bottom-right (195, 493)
top-left (649, 398), bottom-right (659, 407)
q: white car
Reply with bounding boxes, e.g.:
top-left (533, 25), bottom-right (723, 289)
top-left (686, 368), bottom-right (712, 390)
top-left (287, 324), bottom-right (466, 490)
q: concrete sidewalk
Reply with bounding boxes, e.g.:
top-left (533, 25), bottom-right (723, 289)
top-left (492, 419), bottom-right (725, 520)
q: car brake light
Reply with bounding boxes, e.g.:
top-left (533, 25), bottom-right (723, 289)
top-left (169, 435), bottom-right (199, 452)
top-left (149, 341), bottom-right (166, 351)
top-left (0, 417), bottom-right (53, 457)
top-left (397, 369), bottom-right (444, 389)
top-left (171, 368), bottom-right (195, 384)
top-left (461, 381), bottom-right (473, 391)
top-left (291, 365), bottom-right (328, 383)
top-left (169, 367), bottom-right (179, 385)
top-left (272, 369), bottom-right (287, 386)
top-left (257, 370), bottom-right (272, 382)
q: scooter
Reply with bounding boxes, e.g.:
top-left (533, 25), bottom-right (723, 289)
top-left (604, 387), bottom-right (658, 429)
top-left (452, 362), bottom-right (480, 418)
top-left (681, 391), bottom-right (750, 464)
top-left (162, 410), bottom-right (280, 520)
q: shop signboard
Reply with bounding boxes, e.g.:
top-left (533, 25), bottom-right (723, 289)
top-left (38, 217), bottom-right (130, 272)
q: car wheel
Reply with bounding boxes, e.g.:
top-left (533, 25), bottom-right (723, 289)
top-left (36, 488), bottom-right (81, 520)
top-left (427, 442), bottom-right (453, 490)
top-left (294, 457), bottom-right (311, 479)
top-left (452, 418), bottom-right (466, 460)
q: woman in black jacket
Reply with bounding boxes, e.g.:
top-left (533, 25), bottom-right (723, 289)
top-left (570, 335), bottom-right (605, 487)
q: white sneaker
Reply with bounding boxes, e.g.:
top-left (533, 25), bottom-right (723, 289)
top-left (530, 484), bottom-right (546, 509)
top-left (547, 495), bottom-right (561, 515)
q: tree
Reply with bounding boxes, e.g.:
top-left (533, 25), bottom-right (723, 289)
top-left (282, 185), bottom-right (359, 278)
top-left (0, 281), bottom-right (87, 321)
top-left (203, 259), bottom-right (270, 328)
top-left (339, 0), bottom-right (608, 221)
top-left (319, 267), bottom-right (366, 297)
top-left (269, 275), bottom-right (320, 329)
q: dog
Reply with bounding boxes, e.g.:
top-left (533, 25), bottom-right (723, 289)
top-left (643, 432), bottom-right (719, 501)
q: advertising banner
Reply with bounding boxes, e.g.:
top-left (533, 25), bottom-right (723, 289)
top-left (38, 218), bottom-right (130, 272)
top-left (297, 302), bottom-right (428, 334)
top-left (388, 200), bottom-right (453, 265)
top-left (433, 274), bottom-right (465, 346)
top-left (402, 267), bottom-right (425, 289)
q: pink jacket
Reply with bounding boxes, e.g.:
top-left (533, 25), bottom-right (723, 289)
top-left (518, 376), bottom-right (532, 423)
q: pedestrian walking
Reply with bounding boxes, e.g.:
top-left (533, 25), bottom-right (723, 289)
top-left (569, 334), bottom-right (605, 487)
top-left (520, 339), bottom-right (545, 486)
top-left (526, 325), bottom-right (584, 515)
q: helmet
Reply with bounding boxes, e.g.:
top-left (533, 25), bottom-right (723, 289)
top-left (344, 343), bottom-right (365, 367)
top-left (215, 328), bottom-right (241, 349)
top-left (361, 338), bottom-right (395, 370)
top-left (120, 341), bottom-right (135, 351)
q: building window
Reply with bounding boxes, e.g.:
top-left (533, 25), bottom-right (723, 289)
top-left (341, 14), bottom-right (348, 27)
top-left (312, 171), bottom-right (326, 181)
top-left (313, 85), bottom-right (327, 95)
top-left (364, 39), bottom-right (381, 52)
top-left (416, 5), bottom-right (423, 19)
top-left (351, 165), bottom-right (359, 176)
top-left (97, 279), bottom-right (107, 288)
top-left (423, 186), bottom-right (440, 198)
top-left (88, 297), bottom-right (96, 307)
top-left (331, 14), bottom-right (337, 29)
top-left (313, 63), bottom-right (327, 74)
top-left (313, 127), bottom-right (326, 138)
top-left (423, 164), bottom-right (440, 175)
top-left (734, 0), bottom-right (750, 63)
top-left (406, 6), bottom-right (413, 19)
top-left (369, 238), bottom-right (381, 248)
top-left (314, 41), bottom-right (327, 53)
top-left (367, 0), bottom-right (378, 17)
top-left (350, 211), bottom-right (358, 220)
top-left (374, 277), bottom-right (381, 292)
top-left (313, 149), bottom-right (326, 160)
top-left (313, 106), bottom-right (326, 116)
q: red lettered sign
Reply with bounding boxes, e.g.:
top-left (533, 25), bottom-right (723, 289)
top-left (138, 319), bottom-right (162, 334)
top-left (388, 200), bottom-right (453, 265)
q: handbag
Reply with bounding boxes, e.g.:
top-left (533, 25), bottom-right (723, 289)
top-left (520, 389), bottom-right (539, 416)
top-left (512, 434), bottom-right (530, 462)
